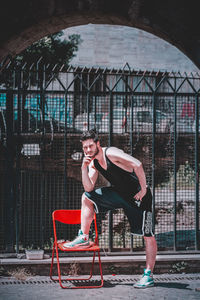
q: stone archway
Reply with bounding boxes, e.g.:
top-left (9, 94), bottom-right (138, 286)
top-left (0, 0), bottom-right (200, 69)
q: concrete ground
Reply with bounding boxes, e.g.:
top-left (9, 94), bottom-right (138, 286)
top-left (1, 253), bottom-right (200, 299)
top-left (0, 273), bottom-right (200, 300)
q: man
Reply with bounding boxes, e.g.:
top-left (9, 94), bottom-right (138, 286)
top-left (63, 129), bottom-right (157, 288)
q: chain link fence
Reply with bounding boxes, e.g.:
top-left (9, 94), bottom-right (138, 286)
top-left (0, 62), bottom-right (199, 252)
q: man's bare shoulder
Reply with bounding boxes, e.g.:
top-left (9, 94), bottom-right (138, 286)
top-left (106, 146), bottom-right (140, 165)
top-left (106, 146), bottom-right (124, 157)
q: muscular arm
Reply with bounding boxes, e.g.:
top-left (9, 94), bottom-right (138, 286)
top-left (106, 147), bottom-right (147, 200)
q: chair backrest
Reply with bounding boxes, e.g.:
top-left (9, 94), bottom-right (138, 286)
top-left (52, 209), bottom-right (81, 224)
top-left (52, 209), bottom-right (99, 243)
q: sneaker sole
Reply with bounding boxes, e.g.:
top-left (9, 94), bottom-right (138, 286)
top-left (62, 242), bottom-right (90, 249)
top-left (134, 282), bottom-right (154, 289)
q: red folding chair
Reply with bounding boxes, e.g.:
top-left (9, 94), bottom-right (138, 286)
top-left (50, 209), bottom-right (104, 288)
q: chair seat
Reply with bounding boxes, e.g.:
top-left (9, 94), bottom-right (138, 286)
top-left (58, 241), bottom-right (100, 252)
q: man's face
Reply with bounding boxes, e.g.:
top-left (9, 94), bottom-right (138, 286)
top-left (82, 139), bottom-right (99, 158)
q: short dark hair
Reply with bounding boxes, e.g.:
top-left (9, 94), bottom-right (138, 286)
top-left (80, 129), bottom-right (99, 142)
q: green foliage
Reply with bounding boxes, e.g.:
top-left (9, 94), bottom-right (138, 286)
top-left (0, 266), bottom-right (9, 276)
top-left (108, 264), bottom-right (118, 274)
top-left (169, 261), bottom-right (188, 273)
top-left (179, 161), bottom-right (195, 185)
top-left (163, 161), bottom-right (195, 189)
top-left (0, 31), bottom-right (82, 88)
top-left (98, 231), bottom-right (143, 249)
top-left (15, 31), bottom-right (82, 66)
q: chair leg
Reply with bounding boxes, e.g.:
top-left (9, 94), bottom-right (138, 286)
top-left (50, 243), bottom-right (64, 285)
top-left (50, 245), bottom-right (104, 289)
top-left (58, 252), bottom-right (96, 283)
top-left (97, 251), bottom-right (104, 287)
top-left (57, 251), bottom-right (104, 289)
top-left (88, 251), bottom-right (96, 280)
top-left (55, 245), bottom-right (63, 288)
top-left (49, 242), bottom-right (55, 280)
top-left (67, 251), bottom-right (96, 282)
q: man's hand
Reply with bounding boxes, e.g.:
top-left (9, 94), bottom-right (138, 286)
top-left (134, 188), bottom-right (147, 201)
top-left (81, 155), bottom-right (94, 170)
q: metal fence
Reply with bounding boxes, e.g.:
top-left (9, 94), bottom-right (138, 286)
top-left (0, 61), bottom-right (199, 253)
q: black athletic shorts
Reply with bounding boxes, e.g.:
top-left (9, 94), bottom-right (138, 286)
top-left (85, 186), bottom-right (154, 237)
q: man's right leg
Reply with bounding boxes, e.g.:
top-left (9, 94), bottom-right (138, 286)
top-left (64, 187), bottom-right (122, 248)
top-left (63, 193), bottom-right (94, 248)
top-left (81, 193), bottom-right (95, 235)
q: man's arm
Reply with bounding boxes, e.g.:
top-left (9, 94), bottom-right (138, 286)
top-left (106, 147), bottom-right (147, 200)
top-left (81, 157), bottom-right (98, 192)
top-left (132, 162), bottom-right (147, 201)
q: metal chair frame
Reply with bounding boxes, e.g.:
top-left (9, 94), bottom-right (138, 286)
top-left (50, 209), bottom-right (104, 289)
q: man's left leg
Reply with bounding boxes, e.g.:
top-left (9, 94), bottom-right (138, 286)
top-left (134, 236), bottom-right (157, 288)
top-left (144, 236), bottom-right (157, 271)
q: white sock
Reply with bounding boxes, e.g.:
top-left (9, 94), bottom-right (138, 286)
top-left (81, 232), bottom-right (89, 240)
top-left (79, 228), bottom-right (89, 240)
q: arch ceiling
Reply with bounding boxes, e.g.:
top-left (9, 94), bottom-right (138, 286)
top-left (0, 0), bottom-right (199, 69)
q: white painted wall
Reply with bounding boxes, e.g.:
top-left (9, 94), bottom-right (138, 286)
top-left (64, 24), bottom-right (199, 73)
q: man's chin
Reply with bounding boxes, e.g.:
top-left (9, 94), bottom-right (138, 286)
top-left (87, 154), bottom-right (96, 159)
top-left (89, 148), bottom-right (99, 159)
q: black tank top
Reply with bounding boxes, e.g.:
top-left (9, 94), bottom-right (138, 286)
top-left (93, 147), bottom-right (141, 200)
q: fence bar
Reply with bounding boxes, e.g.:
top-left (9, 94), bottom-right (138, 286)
top-left (130, 94), bottom-right (134, 252)
top-left (152, 93), bottom-right (156, 231)
top-left (109, 92), bottom-right (113, 146)
top-left (173, 94), bottom-right (177, 250)
top-left (108, 210), bottom-right (113, 252)
top-left (39, 65), bottom-right (45, 248)
top-left (87, 91), bottom-right (90, 130)
top-left (108, 92), bottom-right (113, 251)
top-left (4, 90), bottom-right (15, 252)
top-left (15, 67), bottom-right (22, 253)
top-left (195, 94), bottom-right (199, 250)
top-left (63, 91), bottom-right (68, 208)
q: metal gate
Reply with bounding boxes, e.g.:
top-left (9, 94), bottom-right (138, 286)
top-left (0, 62), bottom-right (199, 252)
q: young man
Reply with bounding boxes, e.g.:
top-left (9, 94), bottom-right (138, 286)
top-left (63, 129), bottom-right (157, 288)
